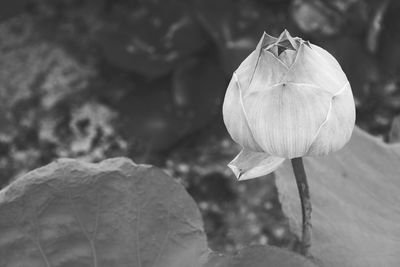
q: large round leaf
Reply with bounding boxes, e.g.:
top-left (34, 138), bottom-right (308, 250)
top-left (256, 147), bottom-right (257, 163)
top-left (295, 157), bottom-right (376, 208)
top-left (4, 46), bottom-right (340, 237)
top-left (275, 127), bottom-right (400, 266)
top-left (0, 158), bottom-right (208, 267)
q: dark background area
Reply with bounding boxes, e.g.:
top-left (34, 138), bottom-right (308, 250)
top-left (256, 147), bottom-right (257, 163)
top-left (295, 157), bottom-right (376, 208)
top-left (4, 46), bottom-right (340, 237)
top-left (1, 0), bottom-right (400, 253)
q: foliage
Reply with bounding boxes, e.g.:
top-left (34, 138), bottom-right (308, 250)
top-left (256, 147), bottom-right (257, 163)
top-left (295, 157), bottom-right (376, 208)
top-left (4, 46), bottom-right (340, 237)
top-left (0, 158), bottom-right (317, 267)
top-left (276, 127), bottom-right (400, 266)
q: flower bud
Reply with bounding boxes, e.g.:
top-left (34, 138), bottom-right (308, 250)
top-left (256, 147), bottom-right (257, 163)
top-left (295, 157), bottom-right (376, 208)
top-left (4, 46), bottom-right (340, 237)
top-left (223, 30), bottom-right (355, 180)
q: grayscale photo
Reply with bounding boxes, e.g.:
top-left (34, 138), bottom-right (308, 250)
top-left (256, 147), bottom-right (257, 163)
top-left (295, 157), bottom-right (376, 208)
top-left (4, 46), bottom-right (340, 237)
top-left (0, 0), bottom-right (399, 266)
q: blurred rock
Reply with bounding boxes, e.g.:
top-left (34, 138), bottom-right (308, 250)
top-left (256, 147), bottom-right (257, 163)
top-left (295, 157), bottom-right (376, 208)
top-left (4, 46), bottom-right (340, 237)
top-left (0, 14), bottom-right (126, 186)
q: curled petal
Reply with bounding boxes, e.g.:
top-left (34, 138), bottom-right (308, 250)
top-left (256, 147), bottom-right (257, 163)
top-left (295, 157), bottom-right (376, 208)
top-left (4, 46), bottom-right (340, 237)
top-left (222, 74), bottom-right (263, 151)
top-left (228, 148), bottom-right (285, 180)
top-left (244, 83), bottom-right (332, 158)
top-left (307, 82), bottom-right (356, 156)
top-left (283, 43), bottom-right (348, 95)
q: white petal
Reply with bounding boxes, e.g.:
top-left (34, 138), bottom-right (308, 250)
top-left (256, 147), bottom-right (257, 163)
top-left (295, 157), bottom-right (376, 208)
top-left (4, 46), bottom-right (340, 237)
top-left (307, 82), bottom-right (356, 156)
top-left (261, 31), bottom-right (278, 47)
top-left (228, 148), bottom-right (285, 181)
top-left (278, 49), bottom-right (297, 68)
top-left (276, 29), bottom-right (298, 50)
top-left (283, 43), bottom-right (348, 95)
top-left (244, 83), bottom-right (332, 158)
top-left (235, 32), bottom-right (279, 95)
top-left (245, 49), bottom-right (288, 96)
top-left (222, 75), bottom-right (263, 151)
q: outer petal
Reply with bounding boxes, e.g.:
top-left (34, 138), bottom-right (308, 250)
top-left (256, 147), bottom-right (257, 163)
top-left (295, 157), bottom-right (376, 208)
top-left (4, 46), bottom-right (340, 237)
top-left (235, 32), bottom-right (278, 94)
top-left (222, 74), bottom-right (263, 151)
top-left (244, 83), bottom-right (332, 158)
top-left (245, 49), bottom-right (288, 96)
top-left (283, 43), bottom-right (348, 95)
top-left (307, 82), bottom-right (356, 156)
top-left (228, 148), bottom-right (285, 180)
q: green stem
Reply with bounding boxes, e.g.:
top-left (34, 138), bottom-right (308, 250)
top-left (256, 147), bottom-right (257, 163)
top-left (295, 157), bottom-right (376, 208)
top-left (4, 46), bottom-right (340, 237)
top-left (291, 157), bottom-right (312, 256)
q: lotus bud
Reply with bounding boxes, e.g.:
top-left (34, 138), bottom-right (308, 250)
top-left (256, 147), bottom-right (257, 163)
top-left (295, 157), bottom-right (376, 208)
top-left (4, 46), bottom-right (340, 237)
top-left (223, 30), bottom-right (355, 180)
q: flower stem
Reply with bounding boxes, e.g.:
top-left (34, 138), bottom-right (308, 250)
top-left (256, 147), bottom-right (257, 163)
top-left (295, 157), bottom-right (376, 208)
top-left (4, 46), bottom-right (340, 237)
top-left (291, 157), bottom-right (312, 256)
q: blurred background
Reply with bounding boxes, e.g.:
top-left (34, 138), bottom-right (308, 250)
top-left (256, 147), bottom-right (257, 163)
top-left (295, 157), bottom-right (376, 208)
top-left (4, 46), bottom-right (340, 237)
top-left (1, 0), bottom-right (400, 254)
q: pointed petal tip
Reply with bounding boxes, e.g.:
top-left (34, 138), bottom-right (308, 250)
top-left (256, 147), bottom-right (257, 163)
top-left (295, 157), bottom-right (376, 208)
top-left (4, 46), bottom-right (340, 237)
top-left (227, 163), bottom-right (242, 180)
top-left (227, 149), bottom-right (285, 181)
top-left (280, 29), bottom-right (292, 38)
top-left (275, 29), bottom-right (298, 51)
top-left (227, 163), bottom-right (265, 181)
top-left (259, 31), bottom-right (278, 48)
